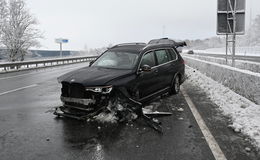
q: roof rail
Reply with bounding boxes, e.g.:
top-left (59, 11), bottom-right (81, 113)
top-left (148, 38), bottom-right (186, 48)
top-left (110, 43), bottom-right (146, 49)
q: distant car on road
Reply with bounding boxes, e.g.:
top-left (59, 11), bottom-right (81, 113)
top-left (57, 38), bottom-right (186, 116)
top-left (187, 50), bottom-right (194, 54)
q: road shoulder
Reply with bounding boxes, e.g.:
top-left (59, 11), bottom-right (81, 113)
top-left (182, 81), bottom-right (260, 160)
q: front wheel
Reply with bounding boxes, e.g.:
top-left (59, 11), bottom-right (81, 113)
top-left (170, 75), bottom-right (180, 95)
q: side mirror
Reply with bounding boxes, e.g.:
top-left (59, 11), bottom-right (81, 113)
top-left (89, 60), bottom-right (94, 67)
top-left (140, 64), bottom-right (152, 72)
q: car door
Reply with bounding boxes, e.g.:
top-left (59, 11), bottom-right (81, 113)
top-left (154, 49), bottom-right (173, 89)
top-left (136, 51), bottom-right (161, 98)
top-left (167, 48), bottom-right (181, 76)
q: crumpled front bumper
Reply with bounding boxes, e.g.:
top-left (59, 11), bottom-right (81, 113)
top-left (61, 96), bottom-right (96, 106)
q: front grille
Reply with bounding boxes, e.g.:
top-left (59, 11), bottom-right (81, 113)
top-left (61, 82), bottom-right (85, 98)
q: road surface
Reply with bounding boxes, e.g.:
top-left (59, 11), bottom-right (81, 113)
top-left (0, 63), bottom-right (259, 160)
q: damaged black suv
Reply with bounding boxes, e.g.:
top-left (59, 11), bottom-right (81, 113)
top-left (56, 38), bottom-right (186, 118)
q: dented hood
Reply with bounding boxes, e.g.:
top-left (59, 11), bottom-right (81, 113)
top-left (58, 66), bottom-right (133, 86)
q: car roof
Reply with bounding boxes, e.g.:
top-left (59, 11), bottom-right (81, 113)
top-left (109, 43), bottom-right (146, 53)
top-left (108, 38), bottom-right (186, 54)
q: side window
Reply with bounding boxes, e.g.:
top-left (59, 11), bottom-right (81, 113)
top-left (140, 51), bottom-right (156, 67)
top-left (167, 49), bottom-right (178, 60)
top-left (155, 49), bottom-right (170, 65)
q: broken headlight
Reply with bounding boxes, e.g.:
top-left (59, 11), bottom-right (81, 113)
top-left (85, 86), bottom-right (113, 94)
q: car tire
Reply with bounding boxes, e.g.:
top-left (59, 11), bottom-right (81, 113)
top-left (170, 75), bottom-right (180, 95)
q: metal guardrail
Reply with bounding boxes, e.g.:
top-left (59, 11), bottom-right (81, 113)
top-left (0, 56), bottom-right (98, 72)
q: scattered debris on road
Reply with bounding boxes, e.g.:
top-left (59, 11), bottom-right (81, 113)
top-left (177, 108), bottom-right (184, 112)
top-left (245, 147), bottom-right (251, 152)
top-left (234, 128), bottom-right (241, 133)
top-left (178, 117), bottom-right (184, 120)
top-left (54, 88), bottom-right (173, 133)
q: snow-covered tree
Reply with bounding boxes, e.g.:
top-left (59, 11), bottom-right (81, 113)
top-left (0, 0), bottom-right (42, 61)
top-left (247, 15), bottom-right (260, 46)
top-left (0, 0), bottom-right (7, 40)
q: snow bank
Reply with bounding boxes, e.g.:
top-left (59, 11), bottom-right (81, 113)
top-left (185, 67), bottom-right (260, 148)
top-left (183, 56), bottom-right (260, 104)
top-left (184, 54), bottom-right (260, 73)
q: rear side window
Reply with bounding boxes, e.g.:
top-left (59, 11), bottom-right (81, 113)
top-left (155, 50), bottom-right (170, 65)
top-left (167, 49), bottom-right (178, 60)
top-left (140, 51), bottom-right (156, 67)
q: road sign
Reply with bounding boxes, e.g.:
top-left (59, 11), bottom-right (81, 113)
top-left (217, 0), bottom-right (246, 67)
top-left (55, 38), bottom-right (69, 43)
top-left (218, 0), bottom-right (245, 11)
top-left (62, 39), bottom-right (68, 43)
top-left (55, 38), bottom-right (69, 57)
top-left (217, 0), bottom-right (246, 35)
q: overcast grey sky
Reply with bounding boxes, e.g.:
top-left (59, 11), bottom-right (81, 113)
top-left (26, 0), bottom-right (260, 50)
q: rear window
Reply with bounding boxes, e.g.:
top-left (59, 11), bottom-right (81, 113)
top-left (167, 49), bottom-right (178, 60)
top-left (155, 50), bottom-right (170, 65)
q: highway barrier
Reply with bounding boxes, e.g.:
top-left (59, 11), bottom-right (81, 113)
top-left (0, 56), bottom-right (98, 73)
top-left (184, 54), bottom-right (260, 73)
top-left (183, 55), bottom-right (260, 105)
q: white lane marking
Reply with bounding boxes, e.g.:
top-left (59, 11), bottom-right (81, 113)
top-left (181, 86), bottom-right (227, 160)
top-left (0, 72), bottom-right (37, 80)
top-left (0, 84), bottom-right (38, 96)
top-left (0, 63), bottom-right (88, 80)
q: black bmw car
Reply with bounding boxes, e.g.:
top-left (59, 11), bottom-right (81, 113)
top-left (56, 38), bottom-right (186, 118)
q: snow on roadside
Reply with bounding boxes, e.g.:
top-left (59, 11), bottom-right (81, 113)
top-left (191, 48), bottom-right (260, 57)
top-left (185, 66), bottom-right (260, 148)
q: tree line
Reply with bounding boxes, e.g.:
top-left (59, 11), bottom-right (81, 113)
top-left (187, 15), bottom-right (260, 50)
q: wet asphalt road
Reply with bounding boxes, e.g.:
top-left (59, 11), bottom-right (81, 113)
top-left (0, 63), bottom-right (259, 160)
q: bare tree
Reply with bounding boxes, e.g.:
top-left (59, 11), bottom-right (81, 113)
top-left (0, 0), bottom-right (7, 40)
top-left (0, 0), bottom-right (42, 62)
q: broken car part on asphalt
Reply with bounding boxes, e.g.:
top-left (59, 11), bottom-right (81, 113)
top-left (54, 87), bottom-right (172, 133)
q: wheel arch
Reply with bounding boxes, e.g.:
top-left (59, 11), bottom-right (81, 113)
top-left (171, 72), bottom-right (182, 85)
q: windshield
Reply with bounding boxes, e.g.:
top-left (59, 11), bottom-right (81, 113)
top-left (92, 51), bottom-right (139, 69)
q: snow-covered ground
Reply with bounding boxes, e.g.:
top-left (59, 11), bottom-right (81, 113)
top-left (185, 66), bottom-right (260, 149)
top-left (188, 47), bottom-right (260, 57)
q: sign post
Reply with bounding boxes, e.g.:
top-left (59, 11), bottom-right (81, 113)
top-left (55, 38), bottom-right (69, 57)
top-left (217, 0), bottom-right (246, 67)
